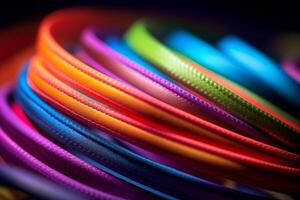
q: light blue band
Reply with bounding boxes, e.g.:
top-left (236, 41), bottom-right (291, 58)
top-left (165, 29), bottom-right (300, 113)
top-left (218, 35), bottom-right (300, 107)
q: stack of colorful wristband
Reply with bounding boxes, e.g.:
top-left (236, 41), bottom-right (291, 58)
top-left (0, 7), bottom-right (299, 200)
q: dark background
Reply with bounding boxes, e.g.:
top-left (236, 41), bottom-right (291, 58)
top-left (0, 0), bottom-right (299, 48)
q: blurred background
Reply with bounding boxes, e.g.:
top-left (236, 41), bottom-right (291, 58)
top-left (0, 0), bottom-right (299, 57)
top-left (1, 0), bottom-right (299, 30)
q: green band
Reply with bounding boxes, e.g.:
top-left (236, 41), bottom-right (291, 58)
top-left (125, 20), bottom-right (300, 147)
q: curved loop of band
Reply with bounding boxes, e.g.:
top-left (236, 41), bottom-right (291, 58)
top-left (17, 67), bottom-right (276, 199)
top-left (81, 30), bottom-right (271, 144)
top-left (0, 8), bottom-right (299, 198)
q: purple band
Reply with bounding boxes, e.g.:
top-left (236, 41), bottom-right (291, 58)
top-left (0, 84), bottom-right (144, 200)
top-left (283, 59), bottom-right (300, 84)
top-left (80, 28), bottom-right (276, 145)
